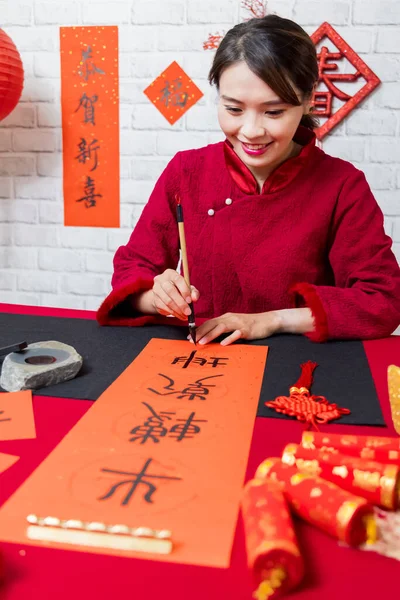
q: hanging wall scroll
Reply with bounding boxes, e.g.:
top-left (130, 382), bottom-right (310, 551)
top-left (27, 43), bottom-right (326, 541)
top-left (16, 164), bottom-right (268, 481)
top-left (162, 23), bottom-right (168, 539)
top-left (60, 26), bottom-right (120, 227)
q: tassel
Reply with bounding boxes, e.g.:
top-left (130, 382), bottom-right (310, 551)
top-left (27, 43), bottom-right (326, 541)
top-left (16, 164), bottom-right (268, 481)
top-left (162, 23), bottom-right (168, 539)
top-left (265, 362), bottom-right (350, 431)
top-left (291, 360), bottom-right (317, 391)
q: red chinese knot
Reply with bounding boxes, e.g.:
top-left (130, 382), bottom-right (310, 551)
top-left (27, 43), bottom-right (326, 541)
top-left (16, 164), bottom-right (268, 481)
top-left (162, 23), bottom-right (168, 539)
top-left (265, 361), bottom-right (350, 430)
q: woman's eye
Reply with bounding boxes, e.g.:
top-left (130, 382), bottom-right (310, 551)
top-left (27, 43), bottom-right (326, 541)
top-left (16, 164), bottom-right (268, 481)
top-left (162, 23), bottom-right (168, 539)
top-left (265, 110), bottom-right (284, 116)
top-left (225, 106), bottom-right (242, 113)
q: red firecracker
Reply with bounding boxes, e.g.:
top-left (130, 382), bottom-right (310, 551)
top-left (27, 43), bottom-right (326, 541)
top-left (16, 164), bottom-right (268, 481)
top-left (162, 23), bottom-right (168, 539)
top-left (282, 443), bottom-right (400, 510)
top-left (256, 458), bottom-right (376, 546)
top-left (0, 29), bottom-right (24, 121)
top-left (302, 432), bottom-right (400, 466)
top-left (241, 478), bottom-right (304, 598)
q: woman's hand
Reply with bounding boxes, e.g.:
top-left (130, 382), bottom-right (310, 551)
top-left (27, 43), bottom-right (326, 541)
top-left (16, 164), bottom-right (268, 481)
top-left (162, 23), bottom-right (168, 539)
top-left (151, 269), bottom-right (200, 320)
top-left (194, 311), bottom-right (282, 346)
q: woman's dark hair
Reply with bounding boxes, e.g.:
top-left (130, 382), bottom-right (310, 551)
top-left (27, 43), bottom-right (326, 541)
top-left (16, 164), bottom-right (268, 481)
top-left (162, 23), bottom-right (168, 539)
top-left (208, 15), bottom-right (319, 130)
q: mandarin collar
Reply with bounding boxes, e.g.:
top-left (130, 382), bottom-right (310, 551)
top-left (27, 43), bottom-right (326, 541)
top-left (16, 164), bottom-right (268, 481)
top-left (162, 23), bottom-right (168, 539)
top-left (223, 125), bottom-right (317, 195)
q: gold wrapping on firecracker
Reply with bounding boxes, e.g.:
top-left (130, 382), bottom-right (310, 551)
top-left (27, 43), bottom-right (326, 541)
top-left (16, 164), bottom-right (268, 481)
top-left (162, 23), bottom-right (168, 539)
top-left (388, 365), bottom-right (400, 435)
top-left (335, 498), bottom-right (376, 545)
top-left (241, 478), bottom-right (304, 598)
top-left (282, 443), bottom-right (400, 510)
top-left (255, 457), bottom-right (375, 546)
top-left (253, 567), bottom-right (286, 600)
top-left (396, 470), bottom-right (400, 507)
top-left (302, 431), bottom-right (400, 466)
top-left (362, 513), bottom-right (378, 546)
top-left (255, 458), bottom-right (283, 481)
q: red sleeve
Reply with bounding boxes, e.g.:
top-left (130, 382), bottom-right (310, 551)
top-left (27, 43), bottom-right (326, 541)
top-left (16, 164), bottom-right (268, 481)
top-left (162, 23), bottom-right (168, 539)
top-left (291, 170), bottom-right (400, 341)
top-left (97, 153), bottom-right (181, 326)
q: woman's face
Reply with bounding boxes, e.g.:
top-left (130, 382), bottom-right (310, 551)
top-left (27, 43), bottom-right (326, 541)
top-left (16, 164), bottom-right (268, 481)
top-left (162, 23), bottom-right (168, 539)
top-left (217, 61), bottom-right (310, 182)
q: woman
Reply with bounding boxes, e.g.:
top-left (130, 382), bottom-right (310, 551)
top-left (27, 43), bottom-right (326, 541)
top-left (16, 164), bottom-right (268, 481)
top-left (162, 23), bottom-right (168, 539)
top-left (97, 15), bottom-right (400, 345)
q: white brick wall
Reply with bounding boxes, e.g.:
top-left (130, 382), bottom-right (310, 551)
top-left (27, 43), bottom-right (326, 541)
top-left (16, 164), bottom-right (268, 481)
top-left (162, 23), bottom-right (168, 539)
top-left (0, 0), bottom-right (399, 331)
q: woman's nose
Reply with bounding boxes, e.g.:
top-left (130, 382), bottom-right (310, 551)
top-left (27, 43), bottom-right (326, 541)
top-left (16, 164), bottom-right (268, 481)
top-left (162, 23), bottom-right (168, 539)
top-left (240, 116), bottom-right (265, 140)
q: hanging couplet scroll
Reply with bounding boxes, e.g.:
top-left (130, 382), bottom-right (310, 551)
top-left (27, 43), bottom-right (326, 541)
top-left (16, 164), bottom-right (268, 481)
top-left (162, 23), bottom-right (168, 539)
top-left (0, 339), bottom-right (268, 568)
top-left (60, 26), bottom-right (119, 227)
top-left (311, 22), bottom-right (381, 140)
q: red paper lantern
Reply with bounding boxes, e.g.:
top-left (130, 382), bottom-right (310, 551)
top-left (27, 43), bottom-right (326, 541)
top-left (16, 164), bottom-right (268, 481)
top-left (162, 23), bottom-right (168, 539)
top-left (0, 29), bottom-right (24, 122)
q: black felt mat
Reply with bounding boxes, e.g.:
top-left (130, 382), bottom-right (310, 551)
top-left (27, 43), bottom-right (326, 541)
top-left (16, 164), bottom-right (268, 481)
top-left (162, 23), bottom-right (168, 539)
top-left (0, 313), bottom-right (384, 426)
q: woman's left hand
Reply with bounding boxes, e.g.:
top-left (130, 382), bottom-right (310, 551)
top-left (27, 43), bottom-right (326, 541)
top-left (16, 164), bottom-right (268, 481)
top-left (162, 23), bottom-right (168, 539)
top-left (193, 312), bottom-right (282, 346)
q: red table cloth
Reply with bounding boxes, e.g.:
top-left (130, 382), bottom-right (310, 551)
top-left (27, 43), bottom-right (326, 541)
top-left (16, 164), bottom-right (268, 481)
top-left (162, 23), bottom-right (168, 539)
top-left (0, 303), bottom-right (399, 600)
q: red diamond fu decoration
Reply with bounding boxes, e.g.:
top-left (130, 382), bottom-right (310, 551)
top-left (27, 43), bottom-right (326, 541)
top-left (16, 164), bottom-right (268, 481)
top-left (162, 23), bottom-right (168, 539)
top-left (311, 22), bottom-right (381, 140)
top-left (144, 61), bottom-right (203, 125)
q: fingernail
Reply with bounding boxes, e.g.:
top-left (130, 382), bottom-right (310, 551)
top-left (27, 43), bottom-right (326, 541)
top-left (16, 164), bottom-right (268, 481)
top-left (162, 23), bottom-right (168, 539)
top-left (186, 296), bottom-right (192, 304)
top-left (184, 307), bottom-right (191, 316)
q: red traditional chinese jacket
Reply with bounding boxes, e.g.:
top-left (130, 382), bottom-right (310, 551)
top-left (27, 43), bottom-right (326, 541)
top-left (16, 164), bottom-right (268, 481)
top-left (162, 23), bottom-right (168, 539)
top-left (97, 127), bottom-right (400, 342)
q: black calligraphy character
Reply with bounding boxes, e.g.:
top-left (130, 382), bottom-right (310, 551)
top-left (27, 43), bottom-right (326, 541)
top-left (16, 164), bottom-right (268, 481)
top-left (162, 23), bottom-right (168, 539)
top-left (206, 357), bottom-right (229, 367)
top-left (172, 351), bottom-right (229, 368)
top-left (160, 78), bottom-right (188, 108)
top-left (75, 138), bottom-right (100, 171)
top-left (0, 410), bottom-right (11, 423)
top-left (170, 78), bottom-right (189, 107)
top-left (169, 412), bottom-right (207, 441)
top-left (76, 176), bottom-right (102, 208)
top-left (160, 80), bottom-right (173, 107)
top-left (172, 351), bottom-right (198, 368)
top-left (176, 375), bottom-right (222, 400)
top-left (78, 46), bottom-right (106, 81)
top-left (148, 374), bottom-right (176, 395)
top-left (129, 402), bottom-right (174, 444)
top-left (148, 374), bottom-right (223, 401)
top-left (98, 458), bottom-right (182, 506)
top-left (75, 93), bottom-right (98, 125)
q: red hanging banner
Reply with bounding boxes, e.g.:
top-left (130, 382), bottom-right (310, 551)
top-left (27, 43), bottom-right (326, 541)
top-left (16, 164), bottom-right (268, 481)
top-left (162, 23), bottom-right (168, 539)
top-left (311, 22), bottom-right (381, 140)
top-left (60, 26), bottom-right (120, 227)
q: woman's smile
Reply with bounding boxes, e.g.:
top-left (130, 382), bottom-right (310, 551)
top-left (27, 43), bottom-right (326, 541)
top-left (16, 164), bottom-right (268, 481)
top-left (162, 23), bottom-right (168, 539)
top-left (240, 141), bottom-right (273, 156)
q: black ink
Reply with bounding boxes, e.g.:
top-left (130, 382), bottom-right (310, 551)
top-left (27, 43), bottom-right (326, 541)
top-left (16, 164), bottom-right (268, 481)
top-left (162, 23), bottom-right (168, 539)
top-left (169, 412), bottom-right (207, 441)
top-left (148, 374), bottom-right (223, 401)
top-left (98, 458), bottom-right (182, 506)
top-left (129, 402), bottom-right (174, 444)
top-left (129, 403), bottom-right (207, 444)
top-left (75, 138), bottom-right (100, 171)
top-left (76, 176), bottom-right (102, 208)
top-left (160, 78), bottom-right (189, 108)
top-left (78, 46), bottom-right (106, 82)
top-left (172, 350), bottom-right (196, 368)
top-left (75, 93), bottom-right (98, 125)
top-left (0, 410), bottom-right (11, 423)
top-left (172, 351), bottom-right (229, 368)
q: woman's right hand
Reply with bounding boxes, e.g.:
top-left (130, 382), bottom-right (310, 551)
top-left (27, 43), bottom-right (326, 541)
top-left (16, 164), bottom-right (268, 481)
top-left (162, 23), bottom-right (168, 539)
top-left (152, 269), bottom-right (200, 320)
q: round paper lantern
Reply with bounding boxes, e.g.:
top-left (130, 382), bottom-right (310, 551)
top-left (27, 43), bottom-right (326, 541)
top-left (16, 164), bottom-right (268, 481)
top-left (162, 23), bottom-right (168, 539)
top-left (0, 29), bottom-right (24, 122)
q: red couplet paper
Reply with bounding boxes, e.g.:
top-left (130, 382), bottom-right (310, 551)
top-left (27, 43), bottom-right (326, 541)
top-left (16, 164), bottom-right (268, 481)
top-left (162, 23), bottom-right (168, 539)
top-left (0, 391), bottom-right (36, 441)
top-left (60, 26), bottom-right (119, 227)
top-left (0, 452), bottom-right (19, 475)
top-left (0, 340), bottom-right (268, 568)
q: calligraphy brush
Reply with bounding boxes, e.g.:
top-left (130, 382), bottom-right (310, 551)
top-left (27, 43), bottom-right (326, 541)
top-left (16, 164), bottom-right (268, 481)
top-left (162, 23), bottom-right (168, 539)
top-left (176, 197), bottom-right (196, 344)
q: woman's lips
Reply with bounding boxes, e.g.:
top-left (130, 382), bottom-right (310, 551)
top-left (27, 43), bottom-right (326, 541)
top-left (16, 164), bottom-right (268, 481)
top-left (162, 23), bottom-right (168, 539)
top-left (240, 141), bottom-right (272, 156)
